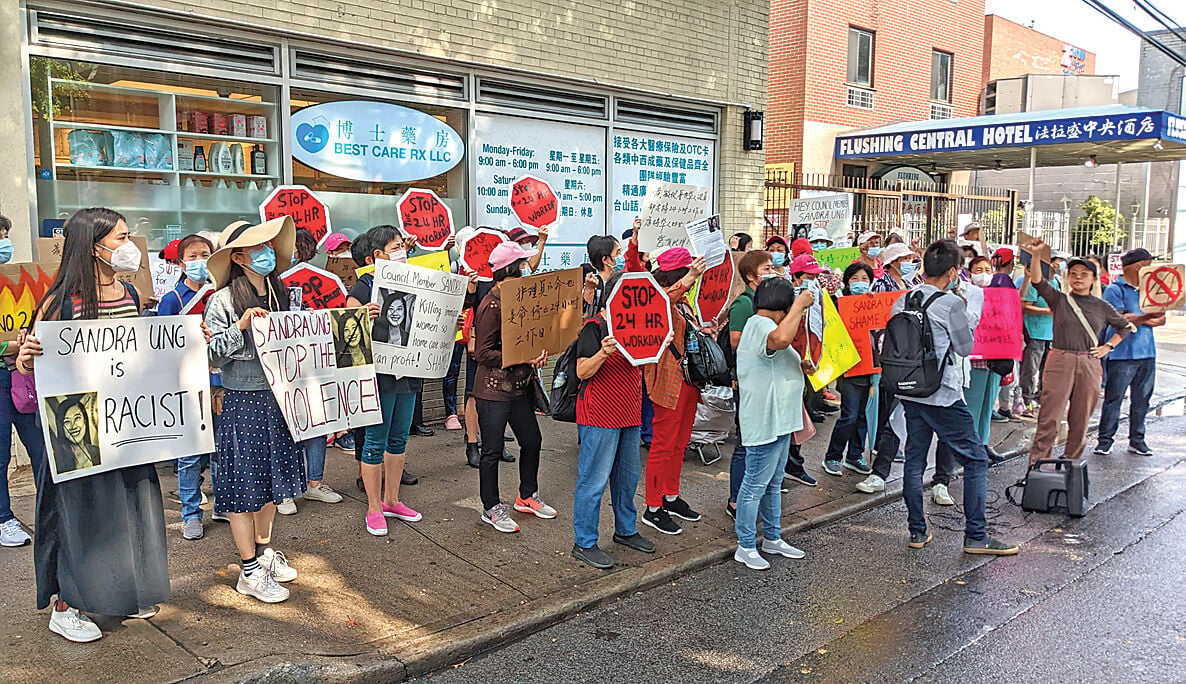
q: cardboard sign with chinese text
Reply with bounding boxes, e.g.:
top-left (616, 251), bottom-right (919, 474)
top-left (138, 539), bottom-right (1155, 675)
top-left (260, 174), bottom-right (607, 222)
top-left (637, 181), bottom-right (711, 253)
top-left (500, 268), bottom-right (583, 367)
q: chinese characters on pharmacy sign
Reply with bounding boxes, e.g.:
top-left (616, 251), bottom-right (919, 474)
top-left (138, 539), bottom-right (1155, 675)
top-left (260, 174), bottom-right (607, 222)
top-left (836, 110), bottom-right (1186, 158)
top-left (291, 100), bottom-right (464, 182)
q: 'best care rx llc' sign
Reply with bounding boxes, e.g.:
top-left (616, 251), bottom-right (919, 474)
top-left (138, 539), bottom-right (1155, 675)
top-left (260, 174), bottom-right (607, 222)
top-left (291, 100), bottom-right (465, 182)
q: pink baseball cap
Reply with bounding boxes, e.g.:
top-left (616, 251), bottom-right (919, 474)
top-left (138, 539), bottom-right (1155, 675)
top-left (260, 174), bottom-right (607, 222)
top-left (323, 232), bottom-right (351, 251)
top-left (488, 241), bottom-right (537, 272)
top-left (789, 254), bottom-right (828, 275)
top-left (656, 247), bottom-right (693, 271)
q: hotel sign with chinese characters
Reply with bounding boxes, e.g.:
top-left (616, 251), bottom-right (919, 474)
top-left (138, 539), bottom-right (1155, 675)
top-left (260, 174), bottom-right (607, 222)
top-left (290, 101), bottom-right (464, 182)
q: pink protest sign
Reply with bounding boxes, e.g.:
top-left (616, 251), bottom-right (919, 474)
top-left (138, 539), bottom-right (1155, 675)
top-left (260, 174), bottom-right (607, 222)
top-left (971, 287), bottom-right (1023, 361)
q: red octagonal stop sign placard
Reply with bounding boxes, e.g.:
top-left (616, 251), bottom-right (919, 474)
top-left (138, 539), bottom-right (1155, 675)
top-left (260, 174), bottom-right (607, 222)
top-left (459, 228), bottom-right (508, 282)
top-left (281, 263), bottom-right (348, 310)
top-left (695, 252), bottom-right (735, 327)
top-left (397, 188), bottom-right (454, 251)
top-left (510, 175), bottom-right (559, 229)
top-left (606, 272), bottom-right (673, 366)
top-left (260, 185), bottom-right (331, 247)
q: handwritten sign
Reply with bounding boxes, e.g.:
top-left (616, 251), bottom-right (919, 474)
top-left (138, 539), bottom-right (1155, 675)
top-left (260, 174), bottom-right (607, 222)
top-left (694, 252), bottom-right (735, 327)
top-left (813, 247), bottom-right (861, 272)
top-left (35, 316), bottom-right (215, 483)
top-left (325, 255), bottom-right (359, 289)
top-left (370, 260), bottom-right (468, 378)
top-left (787, 193), bottom-right (852, 241)
top-left (397, 188), bottom-right (454, 251)
top-left (510, 175), bottom-right (559, 229)
top-left (837, 291), bottom-right (901, 376)
top-left (685, 214), bottom-right (727, 268)
top-left (251, 309), bottom-right (383, 441)
top-left (459, 228), bottom-right (507, 281)
top-left (971, 287), bottom-right (1024, 360)
top-left (1139, 263), bottom-right (1186, 313)
top-left (148, 254), bottom-right (182, 301)
top-left (807, 294), bottom-right (859, 390)
top-left (500, 268), bottom-right (583, 367)
top-left (260, 185), bottom-right (330, 246)
top-left (282, 264), bottom-right (348, 310)
top-left (637, 180), bottom-right (711, 253)
top-left (40, 236), bottom-right (153, 305)
top-left (606, 272), bottom-right (672, 366)
top-left (0, 262), bottom-right (57, 343)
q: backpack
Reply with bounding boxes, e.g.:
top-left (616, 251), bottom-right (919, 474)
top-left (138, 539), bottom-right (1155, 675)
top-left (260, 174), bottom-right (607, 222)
top-left (669, 307), bottom-right (729, 388)
top-left (717, 291), bottom-right (753, 373)
top-left (549, 317), bottom-right (600, 423)
top-left (879, 290), bottom-right (949, 398)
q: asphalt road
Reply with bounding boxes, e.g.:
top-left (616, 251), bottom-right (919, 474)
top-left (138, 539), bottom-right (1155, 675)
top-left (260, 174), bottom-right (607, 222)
top-left (417, 414), bottom-right (1186, 684)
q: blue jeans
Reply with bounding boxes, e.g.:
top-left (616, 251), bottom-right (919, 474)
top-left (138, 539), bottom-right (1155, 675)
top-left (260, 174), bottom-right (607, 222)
top-left (824, 375), bottom-right (871, 463)
top-left (902, 400), bottom-right (988, 542)
top-left (177, 454), bottom-right (205, 522)
top-left (640, 386), bottom-right (654, 444)
top-left (1098, 358), bottom-right (1155, 450)
top-left (734, 433), bottom-right (791, 549)
top-left (302, 436), bottom-right (327, 483)
top-left (573, 424), bottom-right (641, 548)
top-left (363, 386), bottom-right (417, 464)
top-left (0, 369), bottom-right (46, 524)
top-left (443, 341), bottom-right (465, 417)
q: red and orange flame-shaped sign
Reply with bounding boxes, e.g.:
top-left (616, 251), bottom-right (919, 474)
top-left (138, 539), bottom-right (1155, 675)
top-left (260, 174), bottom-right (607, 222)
top-left (0, 262), bottom-right (59, 343)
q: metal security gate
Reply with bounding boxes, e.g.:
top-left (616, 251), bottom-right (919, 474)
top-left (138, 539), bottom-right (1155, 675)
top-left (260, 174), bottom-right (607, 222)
top-left (764, 169), bottom-right (1019, 247)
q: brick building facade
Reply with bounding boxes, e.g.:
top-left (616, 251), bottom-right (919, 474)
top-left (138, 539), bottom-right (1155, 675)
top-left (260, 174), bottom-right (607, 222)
top-left (982, 14), bottom-right (1096, 85)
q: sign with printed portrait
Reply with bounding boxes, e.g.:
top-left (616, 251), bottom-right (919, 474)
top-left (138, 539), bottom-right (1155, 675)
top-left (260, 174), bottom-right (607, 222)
top-left (370, 260), bottom-right (468, 378)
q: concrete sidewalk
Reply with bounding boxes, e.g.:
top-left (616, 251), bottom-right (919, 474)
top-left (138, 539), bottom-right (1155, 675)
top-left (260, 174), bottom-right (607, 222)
top-left (2, 319), bottom-right (1184, 683)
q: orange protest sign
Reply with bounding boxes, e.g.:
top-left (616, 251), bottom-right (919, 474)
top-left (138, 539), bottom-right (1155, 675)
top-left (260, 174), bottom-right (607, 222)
top-left (0, 262), bottom-right (58, 343)
top-left (836, 291), bottom-right (901, 376)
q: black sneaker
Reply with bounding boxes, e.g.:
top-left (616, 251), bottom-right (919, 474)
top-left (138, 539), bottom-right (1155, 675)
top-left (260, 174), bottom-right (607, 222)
top-left (571, 544), bottom-right (615, 569)
top-left (662, 497), bottom-right (701, 521)
top-left (908, 531), bottom-right (933, 549)
top-left (642, 508), bottom-right (682, 535)
top-left (1092, 443), bottom-right (1112, 456)
top-left (991, 410), bottom-right (1010, 423)
top-left (613, 532), bottom-right (656, 553)
top-left (783, 470), bottom-right (818, 487)
top-left (410, 424), bottom-right (434, 437)
top-left (1128, 444), bottom-right (1154, 457)
top-left (726, 503), bottom-right (736, 519)
top-left (963, 536), bottom-right (1019, 555)
top-left (401, 469), bottom-right (419, 486)
top-left (501, 448), bottom-right (517, 463)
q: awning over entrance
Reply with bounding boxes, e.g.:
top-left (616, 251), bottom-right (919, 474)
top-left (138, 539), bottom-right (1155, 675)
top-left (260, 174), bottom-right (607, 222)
top-left (834, 105), bottom-right (1186, 170)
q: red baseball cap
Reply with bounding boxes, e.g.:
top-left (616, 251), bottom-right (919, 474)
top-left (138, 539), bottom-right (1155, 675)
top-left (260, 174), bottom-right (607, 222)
top-left (993, 247), bottom-right (1015, 265)
top-left (162, 239), bottom-right (181, 261)
top-left (789, 254), bottom-right (828, 275)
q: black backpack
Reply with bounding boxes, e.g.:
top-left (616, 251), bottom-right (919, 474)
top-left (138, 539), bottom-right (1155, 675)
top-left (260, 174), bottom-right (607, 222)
top-left (716, 291), bottom-right (752, 375)
top-left (879, 290), bottom-right (949, 398)
top-left (670, 307), bottom-right (729, 388)
top-left (549, 317), bottom-right (599, 423)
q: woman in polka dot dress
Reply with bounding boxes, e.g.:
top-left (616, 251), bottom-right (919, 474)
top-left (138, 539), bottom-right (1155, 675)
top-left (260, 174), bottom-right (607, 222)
top-left (204, 217), bottom-right (305, 604)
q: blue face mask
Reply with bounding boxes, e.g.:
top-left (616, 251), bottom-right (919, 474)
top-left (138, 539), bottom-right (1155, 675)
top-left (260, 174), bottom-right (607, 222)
top-left (811, 241), bottom-right (829, 252)
top-left (771, 252), bottom-right (786, 267)
top-left (185, 258), bottom-right (209, 283)
top-left (947, 274), bottom-right (961, 291)
top-left (520, 264), bottom-right (532, 277)
top-left (614, 255), bottom-right (626, 271)
top-left (247, 245), bottom-right (276, 275)
top-left (0, 238), bottom-right (12, 264)
top-left (848, 281), bottom-right (871, 295)
top-left (866, 246), bottom-right (882, 259)
top-left (899, 261), bottom-right (918, 277)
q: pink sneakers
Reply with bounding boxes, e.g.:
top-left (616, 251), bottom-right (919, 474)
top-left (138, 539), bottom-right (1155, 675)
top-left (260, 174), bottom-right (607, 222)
top-left (444, 415), bottom-right (463, 431)
top-left (365, 511), bottom-right (387, 536)
top-left (382, 501), bottom-right (422, 522)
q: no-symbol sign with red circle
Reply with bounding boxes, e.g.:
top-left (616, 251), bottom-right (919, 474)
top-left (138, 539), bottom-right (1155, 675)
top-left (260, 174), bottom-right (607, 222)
top-left (1139, 263), bottom-right (1186, 313)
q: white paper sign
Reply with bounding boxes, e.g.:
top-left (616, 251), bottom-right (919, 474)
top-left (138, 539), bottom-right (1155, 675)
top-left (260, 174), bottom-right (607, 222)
top-left (787, 193), bottom-right (853, 241)
top-left (148, 254), bottom-right (182, 301)
top-left (35, 316), bottom-right (215, 483)
top-left (637, 180), bottom-right (711, 253)
top-left (251, 309), bottom-right (383, 442)
top-left (685, 214), bottom-right (727, 268)
top-left (371, 260), bottom-right (468, 378)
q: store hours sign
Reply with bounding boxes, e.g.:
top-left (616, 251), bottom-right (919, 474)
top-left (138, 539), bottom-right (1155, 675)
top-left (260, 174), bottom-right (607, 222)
top-left (291, 101), bottom-right (464, 183)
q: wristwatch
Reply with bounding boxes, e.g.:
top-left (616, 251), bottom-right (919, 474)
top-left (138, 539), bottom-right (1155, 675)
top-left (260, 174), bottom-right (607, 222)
top-left (1105, 342), bottom-right (1115, 350)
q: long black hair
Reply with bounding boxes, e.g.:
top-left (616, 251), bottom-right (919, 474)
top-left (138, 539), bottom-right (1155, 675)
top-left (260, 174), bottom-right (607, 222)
top-left (218, 222), bottom-right (288, 315)
top-left (37, 207), bottom-right (126, 322)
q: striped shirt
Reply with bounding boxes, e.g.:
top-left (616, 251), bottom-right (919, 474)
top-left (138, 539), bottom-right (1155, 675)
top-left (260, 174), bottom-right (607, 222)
top-left (70, 291), bottom-right (140, 320)
top-left (575, 316), bottom-right (642, 428)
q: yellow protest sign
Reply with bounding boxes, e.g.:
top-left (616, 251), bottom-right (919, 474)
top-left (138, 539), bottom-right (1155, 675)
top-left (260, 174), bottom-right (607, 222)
top-left (808, 294), bottom-right (859, 391)
top-left (408, 250), bottom-right (452, 273)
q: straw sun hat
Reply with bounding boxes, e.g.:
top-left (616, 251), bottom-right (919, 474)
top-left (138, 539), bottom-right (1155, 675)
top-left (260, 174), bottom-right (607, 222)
top-left (207, 217), bottom-right (295, 288)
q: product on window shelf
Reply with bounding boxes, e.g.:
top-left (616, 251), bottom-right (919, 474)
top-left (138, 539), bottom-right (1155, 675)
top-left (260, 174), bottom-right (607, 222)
top-left (231, 114), bottom-right (247, 137)
top-left (177, 110), bottom-right (189, 132)
top-left (111, 131), bottom-right (146, 168)
top-left (178, 140), bottom-right (195, 172)
top-left (209, 142), bottom-right (233, 174)
top-left (142, 133), bottom-right (173, 170)
top-left (189, 111), bottom-right (209, 134)
top-left (66, 129), bottom-right (112, 167)
top-left (230, 143), bottom-right (245, 175)
top-left (248, 115), bottom-right (267, 139)
top-left (251, 144), bottom-right (266, 175)
top-left (193, 145), bottom-right (207, 173)
top-left (212, 113), bottom-right (228, 135)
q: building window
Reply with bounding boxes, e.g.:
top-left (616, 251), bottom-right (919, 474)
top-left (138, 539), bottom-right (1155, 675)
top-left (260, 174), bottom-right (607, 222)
top-left (847, 28), bottom-right (874, 87)
top-left (931, 50), bottom-right (952, 103)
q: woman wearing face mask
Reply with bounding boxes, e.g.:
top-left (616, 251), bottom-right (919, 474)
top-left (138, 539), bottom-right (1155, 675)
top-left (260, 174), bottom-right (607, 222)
top-left (855, 231), bottom-right (884, 278)
top-left (965, 256), bottom-right (1013, 462)
top-left (472, 242), bottom-right (554, 533)
top-left (17, 208), bottom-right (168, 642)
top-left (0, 214), bottom-right (14, 264)
top-left (765, 236), bottom-right (790, 278)
top-left (824, 263), bottom-right (878, 477)
top-left (203, 217), bottom-right (305, 604)
top-left (585, 235), bottom-right (620, 314)
top-left (872, 243), bottom-right (919, 293)
top-left (155, 233), bottom-right (216, 540)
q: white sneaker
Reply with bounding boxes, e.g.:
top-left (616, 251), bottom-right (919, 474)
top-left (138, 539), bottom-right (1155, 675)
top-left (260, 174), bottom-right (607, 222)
top-left (127, 605), bottom-right (159, 619)
top-left (259, 548), bottom-right (298, 582)
top-left (49, 606), bottom-right (102, 642)
top-left (481, 503), bottom-right (520, 533)
top-left (277, 498), bottom-right (297, 515)
top-left (932, 484), bottom-right (955, 506)
top-left (236, 568), bottom-right (290, 603)
top-left (733, 546), bottom-right (770, 570)
top-left (0, 519), bottom-right (32, 547)
top-left (855, 474), bottom-right (885, 494)
top-left (303, 483), bottom-right (343, 504)
top-left (761, 538), bottom-right (806, 559)
top-left (211, 510), bottom-right (229, 522)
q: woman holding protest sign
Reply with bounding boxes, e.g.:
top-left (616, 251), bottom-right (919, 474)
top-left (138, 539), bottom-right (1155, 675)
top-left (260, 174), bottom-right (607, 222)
top-left (823, 262), bottom-right (878, 478)
top-left (17, 207), bottom-right (169, 641)
top-left (966, 256), bottom-right (1014, 463)
top-left (204, 216), bottom-right (305, 604)
top-left (344, 224), bottom-right (424, 537)
top-left (472, 241), bottom-right (555, 533)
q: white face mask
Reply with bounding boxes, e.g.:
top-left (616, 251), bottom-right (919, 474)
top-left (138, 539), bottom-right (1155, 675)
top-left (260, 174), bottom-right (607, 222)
top-left (971, 272), bottom-right (992, 287)
top-left (100, 241), bottom-right (142, 273)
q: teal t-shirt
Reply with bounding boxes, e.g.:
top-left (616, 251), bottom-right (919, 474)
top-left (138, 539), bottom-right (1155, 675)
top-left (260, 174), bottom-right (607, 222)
top-left (737, 315), bottom-right (805, 447)
top-left (1016, 276), bottom-right (1054, 341)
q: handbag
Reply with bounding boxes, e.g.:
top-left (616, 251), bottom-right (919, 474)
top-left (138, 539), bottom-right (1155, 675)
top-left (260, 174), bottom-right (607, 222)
top-left (528, 372), bottom-right (551, 416)
top-left (791, 405), bottom-right (816, 445)
top-left (10, 369), bottom-right (36, 414)
top-left (669, 307), bottom-right (729, 388)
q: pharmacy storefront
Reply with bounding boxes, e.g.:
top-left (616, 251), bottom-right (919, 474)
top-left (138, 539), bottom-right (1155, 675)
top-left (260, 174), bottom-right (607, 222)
top-left (20, 6), bottom-right (720, 269)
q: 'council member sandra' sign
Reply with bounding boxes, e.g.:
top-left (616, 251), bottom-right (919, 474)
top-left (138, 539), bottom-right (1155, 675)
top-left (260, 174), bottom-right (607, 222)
top-left (291, 100), bottom-right (465, 183)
